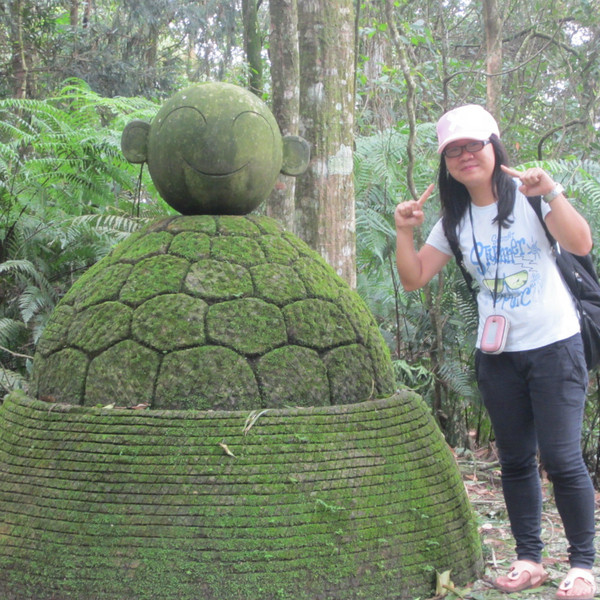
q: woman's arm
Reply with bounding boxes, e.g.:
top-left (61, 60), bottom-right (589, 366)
top-left (394, 184), bottom-right (451, 291)
top-left (501, 165), bottom-right (592, 256)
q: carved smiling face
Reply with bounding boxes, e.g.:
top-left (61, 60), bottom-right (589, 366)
top-left (125, 83), bottom-right (283, 215)
top-left (122, 82), bottom-right (310, 215)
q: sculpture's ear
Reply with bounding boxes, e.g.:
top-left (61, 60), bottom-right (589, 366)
top-left (121, 120), bottom-right (151, 164)
top-left (281, 135), bottom-right (310, 176)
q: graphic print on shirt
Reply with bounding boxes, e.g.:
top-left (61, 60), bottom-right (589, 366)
top-left (469, 228), bottom-right (543, 311)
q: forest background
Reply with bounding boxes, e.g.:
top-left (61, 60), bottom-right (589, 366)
top-left (2, 0), bottom-right (600, 484)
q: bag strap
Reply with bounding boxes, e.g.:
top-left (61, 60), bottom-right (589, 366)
top-left (446, 229), bottom-right (478, 303)
top-left (526, 195), bottom-right (556, 247)
top-left (527, 195), bottom-right (599, 282)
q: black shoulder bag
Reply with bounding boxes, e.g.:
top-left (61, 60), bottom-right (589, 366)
top-left (527, 196), bottom-right (600, 371)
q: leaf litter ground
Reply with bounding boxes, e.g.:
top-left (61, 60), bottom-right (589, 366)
top-left (441, 446), bottom-right (600, 600)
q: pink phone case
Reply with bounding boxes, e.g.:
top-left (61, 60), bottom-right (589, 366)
top-left (481, 315), bottom-right (509, 354)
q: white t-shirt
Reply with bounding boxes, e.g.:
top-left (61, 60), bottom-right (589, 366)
top-left (425, 185), bottom-right (580, 351)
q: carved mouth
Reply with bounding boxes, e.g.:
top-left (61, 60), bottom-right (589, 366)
top-left (184, 159), bottom-right (249, 178)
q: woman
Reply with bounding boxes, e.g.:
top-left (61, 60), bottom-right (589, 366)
top-left (395, 104), bottom-right (596, 598)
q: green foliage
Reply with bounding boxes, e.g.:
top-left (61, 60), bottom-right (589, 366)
top-left (0, 79), bottom-right (171, 394)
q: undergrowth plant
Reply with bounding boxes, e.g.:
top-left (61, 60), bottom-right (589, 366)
top-left (0, 79), bottom-right (170, 396)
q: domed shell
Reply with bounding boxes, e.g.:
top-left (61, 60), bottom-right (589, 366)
top-left (31, 215), bottom-right (395, 410)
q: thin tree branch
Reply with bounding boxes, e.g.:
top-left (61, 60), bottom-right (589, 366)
top-left (0, 344), bottom-right (33, 360)
top-left (384, 0), bottom-right (417, 200)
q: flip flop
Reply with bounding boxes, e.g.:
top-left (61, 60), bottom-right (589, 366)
top-left (493, 560), bottom-right (549, 593)
top-left (557, 568), bottom-right (596, 600)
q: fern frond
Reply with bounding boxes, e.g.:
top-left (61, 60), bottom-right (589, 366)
top-left (0, 318), bottom-right (28, 348)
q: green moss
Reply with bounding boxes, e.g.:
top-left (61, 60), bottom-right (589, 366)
top-left (207, 298), bottom-right (286, 355)
top-left (211, 235), bottom-right (266, 266)
top-left (169, 231), bottom-right (211, 261)
top-left (259, 235), bottom-right (300, 264)
top-left (64, 262), bottom-right (133, 310)
top-left (248, 215), bottom-right (284, 236)
top-left (282, 231), bottom-right (324, 260)
top-left (166, 215), bottom-right (218, 235)
top-left (117, 231), bottom-right (173, 262)
top-left (30, 348), bottom-right (88, 403)
top-left (132, 294), bottom-right (207, 351)
top-left (84, 340), bottom-right (160, 406)
top-left (294, 257), bottom-right (343, 300)
top-left (67, 301), bottom-right (133, 353)
top-left (365, 325), bottom-right (396, 396)
top-left (283, 299), bottom-right (356, 349)
top-left (0, 392), bottom-right (482, 600)
top-left (31, 215), bottom-right (397, 410)
top-left (120, 255), bottom-right (190, 305)
top-left (324, 345), bottom-right (375, 404)
top-left (184, 259), bottom-right (253, 301)
top-left (217, 215), bottom-right (261, 236)
top-left (34, 304), bottom-right (76, 357)
top-left (250, 264), bottom-right (307, 306)
top-left (108, 231), bottom-right (145, 261)
top-left (154, 346), bottom-right (259, 410)
top-left (256, 346), bottom-right (330, 407)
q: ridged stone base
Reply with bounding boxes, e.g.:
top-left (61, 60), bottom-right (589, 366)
top-left (0, 391), bottom-right (481, 600)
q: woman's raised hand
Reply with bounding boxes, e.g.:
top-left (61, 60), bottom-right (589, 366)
top-left (501, 165), bottom-right (556, 197)
top-left (394, 184), bottom-right (435, 231)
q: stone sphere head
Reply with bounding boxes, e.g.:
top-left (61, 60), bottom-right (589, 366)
top-left (121, 82), bottom-right (309, 215)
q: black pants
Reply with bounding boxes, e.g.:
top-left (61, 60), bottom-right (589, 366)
top-left (476, 334), bottom-right (595, 568)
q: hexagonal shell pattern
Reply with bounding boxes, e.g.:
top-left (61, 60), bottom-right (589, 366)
top-left (31, 215), bottom-right (395, 410)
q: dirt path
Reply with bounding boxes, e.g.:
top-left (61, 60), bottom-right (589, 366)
top-left (449, 447), bottom-right (600, 600)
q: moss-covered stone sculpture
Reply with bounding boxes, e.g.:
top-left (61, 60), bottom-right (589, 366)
top-left (30, 214), bottom-right (395, 409)
top-left (121, 82), bottom-right (310, 215)
top-left (0, 82), bottom-right (482, 600)
top-left (0, 391), bottom-right (481, 600)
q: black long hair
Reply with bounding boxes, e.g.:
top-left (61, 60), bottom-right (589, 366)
top-left (440, 134), bottom-right (516, 248)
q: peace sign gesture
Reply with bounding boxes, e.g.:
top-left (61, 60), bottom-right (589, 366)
top-left (394, 184), bottom-right (435, 231)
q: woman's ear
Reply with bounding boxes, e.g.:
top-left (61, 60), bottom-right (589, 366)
top-left (121, 120), bottom-right (151, 164)
top-left (281, 135), bottom-right (310, 176)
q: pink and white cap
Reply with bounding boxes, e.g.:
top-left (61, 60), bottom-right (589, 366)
top-left (436, 104), bottom-right (500, 154)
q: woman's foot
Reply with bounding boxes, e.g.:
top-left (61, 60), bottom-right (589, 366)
top-left (556, 568), bottom-right (596, 600)
top-left (493, 560), bottom-right (549, 593)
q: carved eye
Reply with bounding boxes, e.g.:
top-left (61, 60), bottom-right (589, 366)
top-left (159, 106), bottom-right (208, 151)
top-left (232, 111), bottom-right (275, 151)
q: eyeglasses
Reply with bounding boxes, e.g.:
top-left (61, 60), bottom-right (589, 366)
top-left (443, 139), bottom-right (491, 158)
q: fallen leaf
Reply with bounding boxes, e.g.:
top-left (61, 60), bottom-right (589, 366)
top-left (218, 442), bottom-right (236, 458)
top-left (39, 395), bottom-right (57, 403)
top-left (128, 403), bottom-right (150, 410)
top-left (435, 569), bottom-right (455, 596)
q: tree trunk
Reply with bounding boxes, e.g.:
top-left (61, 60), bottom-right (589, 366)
top-left (242, 0), bottom-right (263, 95)
top-left (83, 0), bottom-right (93, 28)
top-left (296, 0), bottom-right (356, 287)
top-left (8, 0), bottom-right (28, 98)
top-left (70, 0), bottom-right (79, 27)
top-left (267, 0), bottom-right (300, 230)
top-left (483, 0), bottom-right (503, 118)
